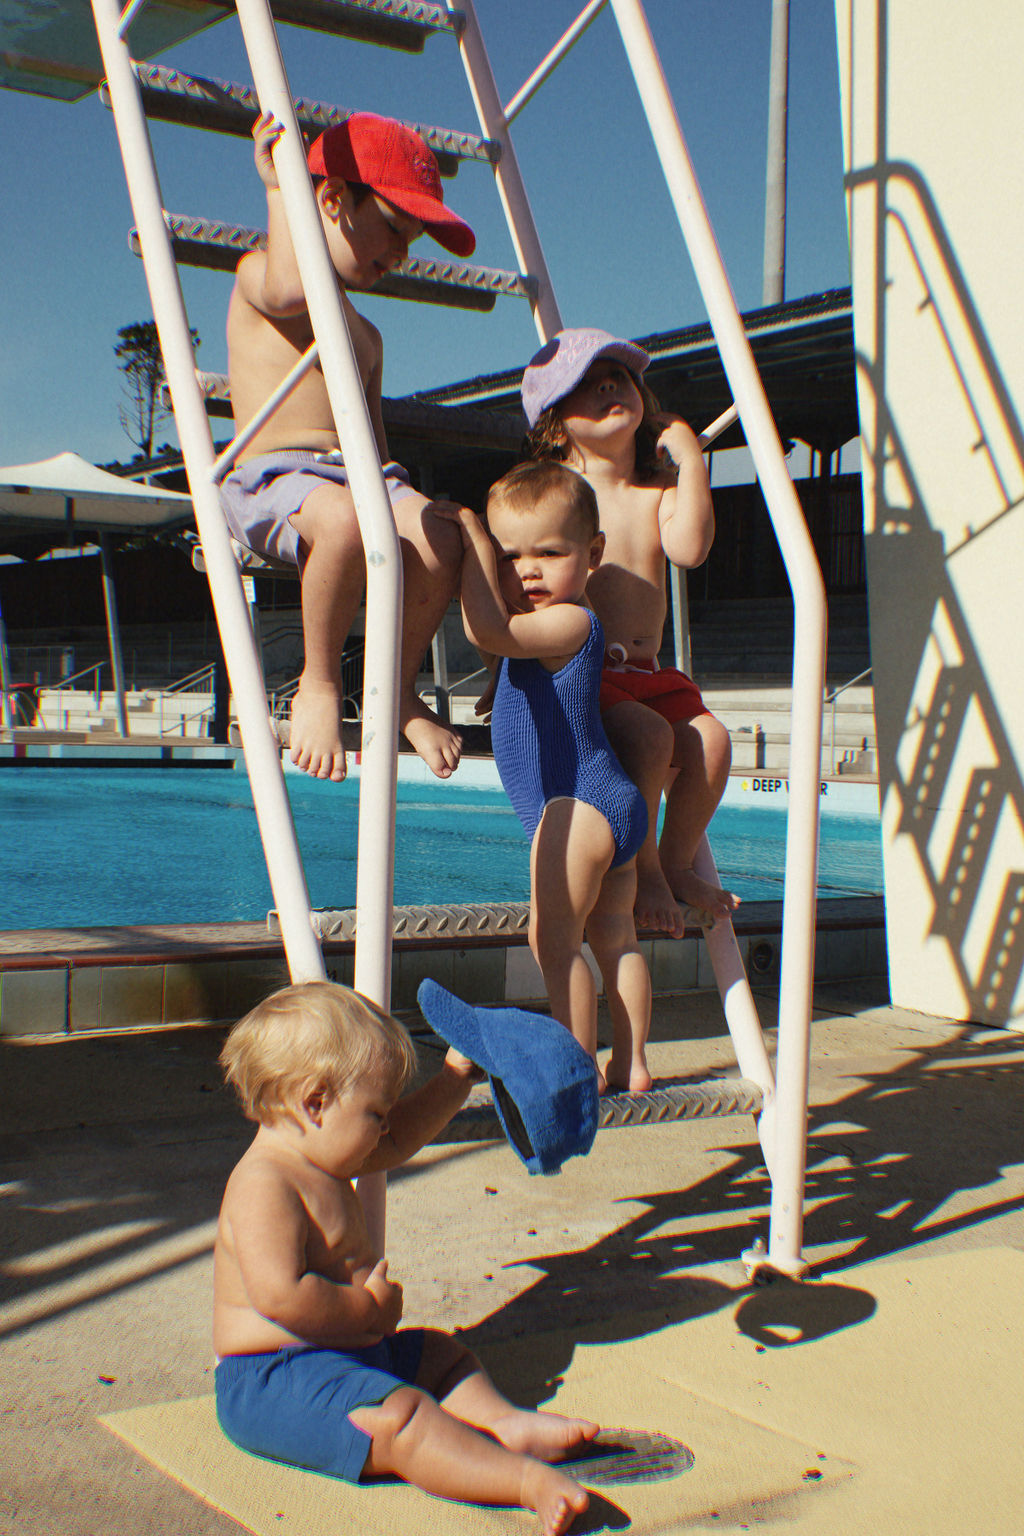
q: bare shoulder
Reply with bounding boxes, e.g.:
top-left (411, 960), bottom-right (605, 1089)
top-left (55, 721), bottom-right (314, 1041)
top-left (231, 248), bottom-right (268, 310)
top-left (222, 1139), bottom-right (304, 1218)
top-left (344, 296), bottom-right (382, 352)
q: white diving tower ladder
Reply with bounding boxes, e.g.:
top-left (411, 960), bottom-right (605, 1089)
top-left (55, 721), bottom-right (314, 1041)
top-left (16, 0), bottom-right (826, 1276)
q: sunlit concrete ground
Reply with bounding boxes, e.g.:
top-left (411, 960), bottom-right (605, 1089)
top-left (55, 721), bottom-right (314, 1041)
top-left (1, 978), bottom-right (1022, 1534)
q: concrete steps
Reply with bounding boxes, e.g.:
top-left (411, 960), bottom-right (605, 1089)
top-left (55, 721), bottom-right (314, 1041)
top-left (701, 684), bottom-right (876, 777)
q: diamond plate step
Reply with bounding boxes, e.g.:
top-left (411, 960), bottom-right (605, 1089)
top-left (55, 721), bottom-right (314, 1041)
top-left (444, 1078), bottom-right (763, 1144)
top-left (107, 64), bottom-right (497, 177)
top-left (198, 0), bottom-right (460, 51)
top-left (268, 901), bottom-right (534, 943)
top-left (135, 213), bottom-right (536, 311)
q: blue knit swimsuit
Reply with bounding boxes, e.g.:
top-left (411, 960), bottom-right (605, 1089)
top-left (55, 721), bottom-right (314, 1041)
top-left (490, 609), bottom-right (647, 867)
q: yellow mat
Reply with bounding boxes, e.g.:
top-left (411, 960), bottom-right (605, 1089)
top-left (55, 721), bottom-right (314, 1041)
top-left (102, 1247), bottom-right (1024, 1534)
top-left (101, 1365), bottom-right (852, 1534)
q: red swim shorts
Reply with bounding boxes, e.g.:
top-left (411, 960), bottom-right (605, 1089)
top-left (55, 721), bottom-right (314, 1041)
top-left (599, 661), bottom-right (710, 725)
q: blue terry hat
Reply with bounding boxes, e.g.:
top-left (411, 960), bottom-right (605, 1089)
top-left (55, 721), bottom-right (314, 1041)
top-left (417, 979), bottom-right (599, 1176)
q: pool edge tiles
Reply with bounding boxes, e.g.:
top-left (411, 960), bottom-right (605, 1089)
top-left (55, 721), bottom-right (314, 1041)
top-left (0, 896), bottom-right (887, 1038)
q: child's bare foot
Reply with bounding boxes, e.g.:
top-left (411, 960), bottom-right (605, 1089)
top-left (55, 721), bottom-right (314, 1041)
top-left (604, 1061), bottom-right (654, 1094)
top-left (520, 1460), bottom-right (590, 1536)
top-left (401, 698), bottom-right (463, 779)
top-left (666, 864), bottom-right (740, 926)
top-left (493, 1408), bottom-right (599, 1463)
top-left (284, 680), bottom-right (346, 781)
top-left (634, 865), bottom-right (687, 938)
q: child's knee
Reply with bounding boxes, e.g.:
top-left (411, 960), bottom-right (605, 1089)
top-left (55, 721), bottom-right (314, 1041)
top-left (352, 1385), bottom-right (430, 1448)
top-left (295, 488), bottom-right (363, 558)
top-left (397, 495), bottom-right (465, 569)
top-left (698, 712), bottom-right (732, 771)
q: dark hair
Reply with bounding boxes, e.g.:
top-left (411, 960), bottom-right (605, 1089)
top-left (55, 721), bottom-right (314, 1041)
top-left (310, 174), bottom-right (374, 206)
top-left (523, 370), bottom-right (664, 482)
top-left (487, 460), bottom-right (599, 542)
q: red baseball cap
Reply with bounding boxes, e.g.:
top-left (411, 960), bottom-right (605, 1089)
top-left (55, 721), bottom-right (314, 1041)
top-left (307, 113), bottom-right (476, 260)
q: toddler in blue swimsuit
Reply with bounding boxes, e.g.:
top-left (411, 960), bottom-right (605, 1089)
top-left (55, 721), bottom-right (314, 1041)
top-left (214, 980), bottom-right (596, 1530)
top-left (440, 462), bottom-right (655, 1092)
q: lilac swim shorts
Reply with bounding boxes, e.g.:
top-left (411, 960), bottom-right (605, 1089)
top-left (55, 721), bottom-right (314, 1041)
top-left (219, 449), bottom-right (416, 568)
top-left (215, 1330), bottom-right (426, 1484)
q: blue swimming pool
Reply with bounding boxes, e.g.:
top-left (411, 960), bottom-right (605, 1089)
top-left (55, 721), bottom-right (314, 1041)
top-left (0, 766), bottom-right (883, 930)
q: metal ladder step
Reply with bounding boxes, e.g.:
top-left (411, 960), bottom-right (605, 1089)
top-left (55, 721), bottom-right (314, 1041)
top-left (268, 901), bottom-right (710, 943)
top-left (106, 63), bottom-right (497, 177)
top-left (199, 0), bottom-right (460, 52)
top-left (443, 1078), bottom-right (764, 1145)
top-left (137, 212), bottom-right (536, 311)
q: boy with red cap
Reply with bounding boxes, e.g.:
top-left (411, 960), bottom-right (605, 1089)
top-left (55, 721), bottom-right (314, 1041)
top-left (222, 111), bottom-right (476, 783)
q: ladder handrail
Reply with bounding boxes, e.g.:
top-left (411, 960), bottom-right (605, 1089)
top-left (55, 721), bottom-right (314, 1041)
top-left (89, 0), bottom-right (813, 1276)
top-left (231, 0), bottom-right (403, 1047)
top-left (609, 0), bottom-right (825, 1277)
top-left (153, 661), bottom-right (217, 695)
top-left (824, 665), bottom-right (872, 706)
top-left (92, 0), bottom-right (325, 985)
top-left (47, 660), bottom-right (106, 696)
top-left (825, 665), bottom-right (872, 776)
top-left (448, 0), bottom-right (562, 343)
top-left (503, 0), bottom-right (609, 124)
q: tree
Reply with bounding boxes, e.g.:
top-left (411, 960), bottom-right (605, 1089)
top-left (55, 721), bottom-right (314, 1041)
top-left (114, 320), bottom-right (199, 459)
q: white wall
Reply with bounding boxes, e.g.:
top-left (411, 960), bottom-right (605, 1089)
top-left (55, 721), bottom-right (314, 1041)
top-left (835, 0), bottom-right (1024, 1025)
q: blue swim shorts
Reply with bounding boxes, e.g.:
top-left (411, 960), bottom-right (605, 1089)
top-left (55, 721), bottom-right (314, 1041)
top-left (215, 1330), bottom-right (426, 1483)
top-left (219, 449), bottom-right (417, 568)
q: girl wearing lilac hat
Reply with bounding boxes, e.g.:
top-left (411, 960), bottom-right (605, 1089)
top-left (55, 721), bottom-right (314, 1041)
top-left (522, 329), bottom-right (738, 937)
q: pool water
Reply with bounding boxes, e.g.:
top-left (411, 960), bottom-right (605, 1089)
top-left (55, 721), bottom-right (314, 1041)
top-left (0, 768), bottom-right (883, 930)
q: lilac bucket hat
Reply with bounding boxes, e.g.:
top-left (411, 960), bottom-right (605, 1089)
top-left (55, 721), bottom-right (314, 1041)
top-left (521, 327), bottom-right (651, 429)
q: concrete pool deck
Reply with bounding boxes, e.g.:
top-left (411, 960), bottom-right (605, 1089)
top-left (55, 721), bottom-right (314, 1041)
top-left (1, 977), bottom-right (1022, 1535)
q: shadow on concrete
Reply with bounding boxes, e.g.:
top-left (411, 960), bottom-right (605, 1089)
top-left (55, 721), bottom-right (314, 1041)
top-left (0, 1024), bottom-right (490, 1341)
top-left (1, 1008), bottom-right (1021, 1369)
top-left (463, 1018), bottom-right (1024, 1405)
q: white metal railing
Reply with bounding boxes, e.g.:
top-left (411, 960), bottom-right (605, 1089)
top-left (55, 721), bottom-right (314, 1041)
top-left (825, 665), bottom-right (872, 776)
top-left (678, 405), bottom-right (778, 1176)
top-left (88, 0), bottom-right (822, 1274)
top-left (503, 0), bottom-right (609, 123)
top-left (609, 0), bottom-right (826, 1276)
top-left (51, 660), bottom-right (106, 698)
top-left (231, 0), bottom-right (404, 1043)
top-left (158, 698), bottom-right (215, 738)
top-left (448, 0), bottom-right (563, 342)
top-left (156, 661), bottom-right (217, 696)
top-left (92, 0), bottom-right (324, 985)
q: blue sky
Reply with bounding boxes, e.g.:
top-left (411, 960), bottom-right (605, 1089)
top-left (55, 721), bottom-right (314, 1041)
top-left (0, 0), bottom-right (851, 468)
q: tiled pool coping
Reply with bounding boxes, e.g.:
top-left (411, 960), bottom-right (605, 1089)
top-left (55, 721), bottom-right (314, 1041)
top-left (0, 896), bottom-right (885, 1037)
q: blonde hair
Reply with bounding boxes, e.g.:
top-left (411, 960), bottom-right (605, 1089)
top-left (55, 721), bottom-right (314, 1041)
top-left (220, 981), bottom-right (417, 1123)
top-left (487, 459), bottom-right (599, 542)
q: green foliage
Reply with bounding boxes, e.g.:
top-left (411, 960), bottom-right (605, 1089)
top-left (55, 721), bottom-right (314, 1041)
top-left (114, 320), bottom-right (199, 459)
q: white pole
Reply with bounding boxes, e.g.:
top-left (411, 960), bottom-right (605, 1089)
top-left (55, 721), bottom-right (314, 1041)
top-left (448, 0), bottom-right (563, 343)
top-left (91, 0), bottom-right (325, 984)
top-left (762, 0), bottom-right (790, 306)
top-left (98, 533), bottom-right (129, 737)
top-left (692, 836), bottom-right (777, 1175)
top-left (232, 0), bottom-right (400, 1016)
top-left (610, 0), bottom-right (826, 1276)
top-left (0, 602), bottom-right (13, 731)
top-left (504, 1), bottom-right (609, 123)
top-left (233, 0), bottom-right (409, 1252)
